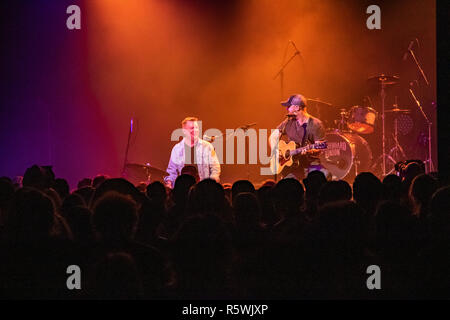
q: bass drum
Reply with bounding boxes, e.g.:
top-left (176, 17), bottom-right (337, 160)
top-left (319, 130), bottom-right (373, 181)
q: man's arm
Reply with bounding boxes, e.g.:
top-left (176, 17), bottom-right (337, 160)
top-left (314, 120), bottom-right (326, 142)
top-left (208, 145), bottom-right (221, 182)
top-left (306, 120), bottom-right (326, 157)
top-left (269, 129), bottom-right (281, 151)
top-left (164, 147), bottom-right (179, 188)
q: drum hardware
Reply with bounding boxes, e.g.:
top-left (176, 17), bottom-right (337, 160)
top-left (367, 74), bottom-right (400, 177)
top-left (388, 132), bottom-right (407, 165)
top-left (306, 98), bottom-right (333, 107)
top-left (124, 163), bottom-right (169, 184)
top-left (384, 108), bottom-right (411, 114)
top-left (335, 108), bottom-right (349, 131)
top-left (347, 105), bottom-right (378, 134)
top-left (353, 155), bottom-right (360, 177)
top-left (385, 99), bottom-right (409, 170)
top-left (319, 131), bottom-right (372, 182)
top-left (372, 153), bottom-right (398, 176)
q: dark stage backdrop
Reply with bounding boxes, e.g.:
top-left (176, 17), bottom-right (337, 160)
top-left (0, 0), bottom-right (436, 188)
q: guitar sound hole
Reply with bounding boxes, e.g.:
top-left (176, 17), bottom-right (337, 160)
top-left (285, 150), bottom-right (290, 158)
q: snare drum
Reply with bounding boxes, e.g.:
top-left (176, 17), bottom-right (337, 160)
top-left (348, 106), bottom-right (377, 134)
top-left (319, 131), bottom-right (373, 181)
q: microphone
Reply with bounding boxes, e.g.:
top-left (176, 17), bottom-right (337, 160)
top-left (290, 40), bottom-right (301, 54)
top-left (239, 122), bottom-right (257, 130)
top-left (203, 134), bottom-right (216, 142)
top-left (403, 40), bottom-right (414, 61)
top-left (286, 113), bottom-right (297, 119)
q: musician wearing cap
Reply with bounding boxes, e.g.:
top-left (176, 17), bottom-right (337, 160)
top-left (269, 94), bottom-right (328, 180)
top-left (164, 117), bottom-right (221, 188)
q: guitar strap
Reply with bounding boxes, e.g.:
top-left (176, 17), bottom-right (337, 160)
top-left (279, 119), bottom-right (290, 139)
top-left (301, 122), bottom-right (308, 147)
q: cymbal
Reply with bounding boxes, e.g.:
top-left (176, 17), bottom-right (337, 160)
top-left (384, 108), bottom-right (410, 114)
top-left (306, 98), bottom-right (333, 107)
top-left (367, 74), bottom-right (400, 85)
top-left (125, 163), bottom-right (168, 176)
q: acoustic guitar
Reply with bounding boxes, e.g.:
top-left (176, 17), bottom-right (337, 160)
top-left (270, 140), bottom-right (328, 175)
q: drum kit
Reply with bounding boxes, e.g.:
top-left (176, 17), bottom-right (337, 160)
top-left (122, 162), bottom-right (168, 185)
top-left (314, 74), bottom-right (412, 181)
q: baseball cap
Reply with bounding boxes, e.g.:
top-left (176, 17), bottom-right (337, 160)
top-left (281, 94), bottom-right (307, 107)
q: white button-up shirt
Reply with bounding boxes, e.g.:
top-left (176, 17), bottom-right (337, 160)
top-left (164, 138), bottom-right (221, 186)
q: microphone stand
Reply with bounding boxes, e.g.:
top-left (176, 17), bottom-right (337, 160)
top-left (409, 88), bottom-right (434, 172)
top-left (273, 49), bottom-right (300, 99)
top-left (204, 123), bottom-right (257, 181)
top-left (408, 47), bottom-right (430, 86)
top-left (121, 118), bottom-right (133, 177)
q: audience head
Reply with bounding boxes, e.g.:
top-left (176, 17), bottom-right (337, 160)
top-left (23, 165), bottom-right (48, 190)
top-left (93, 174), bottom-right (108, 188)
top-left (272, 178), bottom-right (304, 215)
top-left (74, 186), bottom-right (95, 208)
top-left (64, 205), bottom-right (93, 243)
top-left (186, 179), bottom-right (226, 216)
top-left (409, 174), bottom-right (439, 217)
top-left (303, 170), bottom-right (327, 197)
top-left (429, 186), bottom-right (450, 239)
top-left (0, 177), bottom-right (15, 207)
top-left (257, 185), bottom-right (278, 227)
top-left (232, 192), bottom-right (261, 230)
top-left (6, 188), bottom-right (56, 242)
top-left (352, 172), bottom-right (383, 214)
top-left (181, 165), bottom-right (200, 182)
top-left (53, 178), bottom-right (70, 200)
top-left (173, 174), bottom-right (196, 206)
top-left (261, 179), bottom-right (276, 188)
top-left (136, 182), bottom-right (147, 193)
top-left (61, 192), bottom-right (86, 215)
top-left (318, 180), bottom-right (352, 207)
top-left (403, 161), bottom-right (425, 183)
top-left (231, 180), bottom-right (255, 202)
top-left (77, 178), bottom-right (92, 189)
top-left (12, 176), bottom-right (23, 190)
top-left (146, 181), bottom-right (167, 205)
top-left (382, 174), bottom-right (402, 201)
top-left (91, 192), bottom-right (138, 242)
top-left (92, 178), bottom-right (141, 206)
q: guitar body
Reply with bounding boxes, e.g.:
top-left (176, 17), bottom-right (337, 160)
top-left (270, 140), bottom-right (297, 175)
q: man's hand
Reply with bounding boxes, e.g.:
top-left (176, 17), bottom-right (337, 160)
top-left (306, 149), bottom-right (322, 157)
top-left (165, 181), bottom-right (173, 189)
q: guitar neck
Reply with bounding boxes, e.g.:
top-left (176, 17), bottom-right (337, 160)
top-left (290, 144), bottom-right (316, 156)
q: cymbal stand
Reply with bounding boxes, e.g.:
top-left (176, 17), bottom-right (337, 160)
top-left (337, 109), bottom-right (348, 131)
top-left (380, 80), bottom-right (387, 177)
top-left (388, 98), bottom-right (407, 164)
top-left (121, 117), bottom-right (133, 177)
top-left (386, 117), bottom-right (407, 174)
top-left (409, 88), bottom-right (434, 172)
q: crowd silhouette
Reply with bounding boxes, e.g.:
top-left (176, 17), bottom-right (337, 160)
top-left (0, 163), bottom-right (449, 299)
